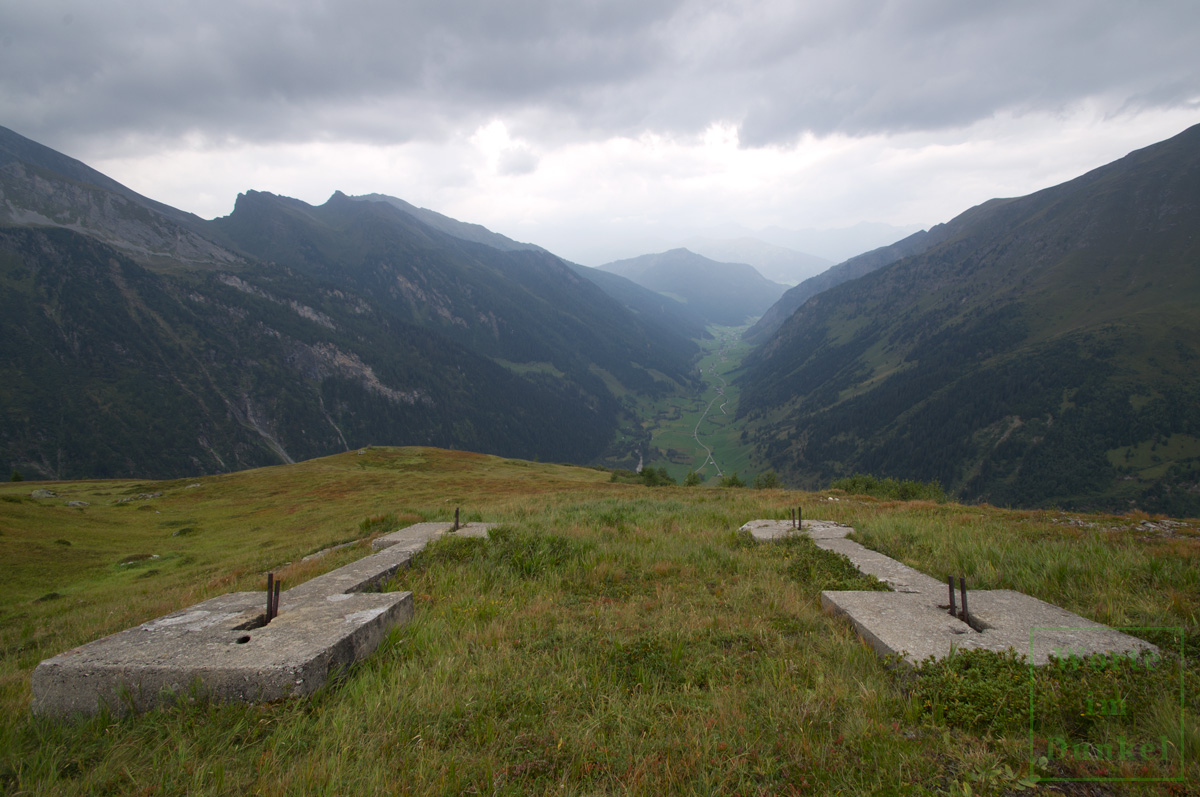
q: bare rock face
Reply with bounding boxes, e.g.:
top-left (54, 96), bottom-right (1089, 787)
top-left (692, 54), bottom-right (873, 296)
top-left (0, 161), bottom-right (243, 268)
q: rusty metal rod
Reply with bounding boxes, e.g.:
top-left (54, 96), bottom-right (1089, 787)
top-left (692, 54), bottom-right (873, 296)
top-left (959, 577), bottom-right (969, 624)
top-left (948, 576), bottom-right (956, 617)
top-left (266, 573), bottom-right (275, 622)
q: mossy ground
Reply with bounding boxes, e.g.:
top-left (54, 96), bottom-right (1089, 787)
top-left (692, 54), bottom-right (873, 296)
top-left (1, 447), bottom-right (1196, 794)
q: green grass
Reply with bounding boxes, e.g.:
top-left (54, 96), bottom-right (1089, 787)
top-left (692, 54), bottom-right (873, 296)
top-left (1, 447), bottom-right (1197, 794)
top-left (631, 325), bottom-right (760, 484)
top-left (831, 474), bottom-right (947, 502)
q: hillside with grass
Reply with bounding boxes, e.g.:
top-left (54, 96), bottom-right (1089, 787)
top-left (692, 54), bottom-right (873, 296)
top-left (739, 123), bottom-right (1200, 515)
top-left (1, 448), bottom-right (1195, 793)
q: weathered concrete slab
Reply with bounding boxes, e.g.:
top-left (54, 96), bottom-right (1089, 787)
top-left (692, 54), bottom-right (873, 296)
top-left (371, 521), bottom-right (494, 550)
top-left (371, 521), bottom-right (455, 551)
top-left (32, 591), bottom-right (412, 716)
top-left (966, 589), bottom-right (1151, 664)
top-left (818, 538), bottom-right (945, 595)
top-left (820, 591), bottom-right (980, 661)
top-left (741, 518), bottom-right (806, 541)
top-left (31, 519), bottom-right (496, 717)
top-left (284, 543), bottom-right (422, 603)
top-left (285, 522), bottom-right (495, 602)
top-left (742, 518), bottom-right (1157, 665)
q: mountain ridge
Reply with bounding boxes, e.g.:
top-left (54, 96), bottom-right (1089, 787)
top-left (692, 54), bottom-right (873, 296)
top-left (738, 123), bottom-right (1200, 514)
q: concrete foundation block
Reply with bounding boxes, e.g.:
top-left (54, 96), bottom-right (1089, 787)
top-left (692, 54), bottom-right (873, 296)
top-left (33, 519), bottom-right (501, 717)
top-left (743, 518), bottom-right (1158, 665)
top-left (32, 591), bottom-right (412, 717)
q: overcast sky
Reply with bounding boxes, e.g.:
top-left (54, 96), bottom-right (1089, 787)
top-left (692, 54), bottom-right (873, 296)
top-left (3, 0), bottom-right (1198, 264)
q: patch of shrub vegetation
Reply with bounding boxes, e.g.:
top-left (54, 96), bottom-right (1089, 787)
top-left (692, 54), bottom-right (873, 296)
top-left (416, 534), bottom-right (488, 566)
top-left (901, 645), bottom-right (1189, 740)
top-left (831, 473), bottom-right (946, 502)
top-left (608, 469), bottom-right (638, 484)
top-left (640, 467), bottom-right (675, 486)
top-left (753, 471), bottom-right (780, 489)
top-left (767, 535), bottom-right (888, 592)
top-left (54, 538), bottom-right (71, 546)
top-left (610, 467), bottom-right (676, 486)
top-left (719, 472), bottom-right (746, 488)
top-left (683, 471), bottom-right (702, 486)
top-left (902, 649), bottom-right (1031, 732)
top-left (604, 636), bottom-right (690, 691)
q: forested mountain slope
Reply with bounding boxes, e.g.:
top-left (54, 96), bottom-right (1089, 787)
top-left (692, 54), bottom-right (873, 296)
top-left (739, 123), bottom-right (1200, 514)
top-left (0, 127), bottom-right (698, 479)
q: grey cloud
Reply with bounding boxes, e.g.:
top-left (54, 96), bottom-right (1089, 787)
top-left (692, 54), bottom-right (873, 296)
top-left (497, 145), bottom-right (539, 176)
top-left (1, 0), bottom-right (1197, 154)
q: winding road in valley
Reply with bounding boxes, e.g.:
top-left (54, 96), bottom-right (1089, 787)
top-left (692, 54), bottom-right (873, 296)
top-left (693, 331), bottom-right (737, 478)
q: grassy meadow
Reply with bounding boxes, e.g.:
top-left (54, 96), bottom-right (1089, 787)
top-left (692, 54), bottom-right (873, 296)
top-left (635, 326), bottom-right (759, 484)
top-left (1, 446), bottom-right (1197, 794)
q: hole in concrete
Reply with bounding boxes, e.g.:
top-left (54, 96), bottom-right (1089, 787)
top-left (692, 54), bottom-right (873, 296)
top-left (963, 615), bottom-right (989, 633)
top-left (235, 614), bottom-right (269, 631)
top-left (939, 605), bottom-right (989, 633)
top-left (948, 612), bottom-right (990, 633)
top-left (235, 635), bottom-right (251, 644)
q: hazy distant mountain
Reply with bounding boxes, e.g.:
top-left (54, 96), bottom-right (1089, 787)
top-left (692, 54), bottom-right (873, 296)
top-left (753, 222), bottom-right (923, 263)
top-left (683, 236), bottom-right (832, 285)
top-left (564, 264), bottom-right (710, 342)
top-left (739, 123), bottom-right (1200, 515)
top-left (599, 248), bottom-right (788, 326)
top-left (0, 126), bottom-right (699, 479)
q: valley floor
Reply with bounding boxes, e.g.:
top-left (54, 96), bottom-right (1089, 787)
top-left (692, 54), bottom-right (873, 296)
top-left (630, 325), bottom-right (759, 484)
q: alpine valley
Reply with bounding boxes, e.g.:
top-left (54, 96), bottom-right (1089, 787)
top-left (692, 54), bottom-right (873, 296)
top-left (2, 122), bottom-right (1200, 515)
